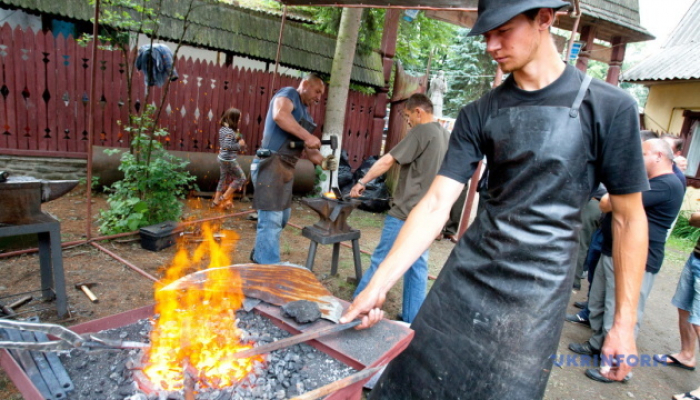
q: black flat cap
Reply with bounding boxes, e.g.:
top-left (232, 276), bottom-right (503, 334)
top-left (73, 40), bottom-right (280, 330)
top-left (468, 0), bottom-right (571, 36)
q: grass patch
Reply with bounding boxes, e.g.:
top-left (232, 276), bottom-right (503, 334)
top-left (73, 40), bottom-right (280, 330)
top-left (672, 211), bottom-right (700, 243)
top-left (347, 210), bottom-right (385, 230)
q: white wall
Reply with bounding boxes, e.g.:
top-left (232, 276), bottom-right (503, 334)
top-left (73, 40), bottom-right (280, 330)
top-left (0, 7), bottom-right (42, 31)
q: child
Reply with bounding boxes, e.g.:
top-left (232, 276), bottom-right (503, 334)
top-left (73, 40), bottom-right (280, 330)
top-left (212, 108), bottom-right (246, 209)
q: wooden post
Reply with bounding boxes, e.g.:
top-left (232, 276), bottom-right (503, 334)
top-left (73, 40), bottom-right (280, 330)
top-left (606, 36), bottom-right (626, 86)
top-left (575, 25), bottom-right (596, 73)
top-left (86, 0), bottom-right (100, 240)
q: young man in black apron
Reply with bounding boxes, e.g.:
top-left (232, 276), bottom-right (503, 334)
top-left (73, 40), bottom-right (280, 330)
top-left (340, 1), bottom-right (650, 398)
top-left (251, 73), bottom-right (334, 264)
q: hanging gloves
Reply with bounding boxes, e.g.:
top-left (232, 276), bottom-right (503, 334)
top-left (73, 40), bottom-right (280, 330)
top-left (321, 154), bottom-right (338, 171)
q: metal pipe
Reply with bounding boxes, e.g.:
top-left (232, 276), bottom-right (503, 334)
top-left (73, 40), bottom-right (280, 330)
top-left (92, 146), bottom-right (316, 193)
top-left (565, 0), bottom-right (582, 62)
top-left (86, 0), bottom-right (101, 240)
top-left (90, 242), bottom-right (159, 282)
top-left (271, 5), bottom-right (288, 91)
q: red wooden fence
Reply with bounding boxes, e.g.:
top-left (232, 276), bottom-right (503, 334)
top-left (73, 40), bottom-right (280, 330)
top-left (0, 26), bottom-right (382, 170)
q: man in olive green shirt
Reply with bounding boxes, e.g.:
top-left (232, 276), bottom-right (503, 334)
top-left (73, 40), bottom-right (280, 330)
top-left (349, 93), bottom-right (450, 323)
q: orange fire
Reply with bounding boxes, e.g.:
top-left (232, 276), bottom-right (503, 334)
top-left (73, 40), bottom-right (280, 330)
top-left (143, 223), bottom-right (262, 391)
top-left (323, 192), bottom-right (337, 199)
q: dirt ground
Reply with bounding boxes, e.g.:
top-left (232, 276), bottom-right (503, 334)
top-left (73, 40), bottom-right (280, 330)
top-left (0, 184), bottom-right (697, 399)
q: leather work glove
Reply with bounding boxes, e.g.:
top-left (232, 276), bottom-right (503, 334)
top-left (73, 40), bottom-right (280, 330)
top-left (321, 155), bottom-right (338, 171)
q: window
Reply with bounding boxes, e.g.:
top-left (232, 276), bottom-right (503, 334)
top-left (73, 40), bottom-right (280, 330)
top-left (681, 111), bottom-right (700, 188)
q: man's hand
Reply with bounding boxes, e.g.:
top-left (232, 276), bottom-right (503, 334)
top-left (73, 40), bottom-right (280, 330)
top-left (350, 182), bottom-right (365, 197)
top-left (321, 155), bottom-right (338, 171)
top-left (599, 324), bottom-right (637, 381)
top-left (339, 286), bottom-right (386, 330)
top-left (674, 156), bottom-right (688, 172)
top-left (304, 135), bottom-right (321, 150)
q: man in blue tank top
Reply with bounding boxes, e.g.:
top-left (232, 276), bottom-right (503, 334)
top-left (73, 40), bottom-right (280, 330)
top-left (251, 73), bottom-right (330, 264)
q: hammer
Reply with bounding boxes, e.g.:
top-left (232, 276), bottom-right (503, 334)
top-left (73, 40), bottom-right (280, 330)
top-left (75, 282), bottom-right (99, 303)
top-left (288, 135), bottom-right (338, 151)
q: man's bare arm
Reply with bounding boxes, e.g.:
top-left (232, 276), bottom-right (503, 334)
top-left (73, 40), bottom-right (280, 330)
top-left (272, 97), bottom-right (321, 149)
top-left (601, 192), bottom-right (647, 381)
top-left (349, 153), bottom-right (396, 197)
top-left (341, 175), bottom-right (465, 328)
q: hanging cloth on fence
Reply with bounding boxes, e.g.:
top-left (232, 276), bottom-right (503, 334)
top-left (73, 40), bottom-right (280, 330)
top-left (135, 44), bottom-right (179, 87)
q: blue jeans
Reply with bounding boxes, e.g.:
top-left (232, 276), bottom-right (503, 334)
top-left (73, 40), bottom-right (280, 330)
top-left (353, 215), bottom-right (429, 323)
top-left (251, 157), bottom-right (291, 264)
top-left (576, 227), bottom-right (604, 320)
top-left (253, 209), bottom-right (291, 264)
top-left (672, 253), bottom-right (700, 325)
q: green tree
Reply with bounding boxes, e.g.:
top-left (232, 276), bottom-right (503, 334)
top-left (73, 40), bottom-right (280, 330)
top-left (395, 11), bottom-right (458, 74)
top-left (80, 0), bottom-right (199, 233)
top-left (442, 29), bottom-right (497, 118)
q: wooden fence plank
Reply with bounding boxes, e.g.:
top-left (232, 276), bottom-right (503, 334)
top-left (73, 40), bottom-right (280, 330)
top-left (0, 24), bottom-right (18, 150)
top-left (41, 31), bottom-right (60, 153)
top-left (0, 26), bottom-right (382, 168)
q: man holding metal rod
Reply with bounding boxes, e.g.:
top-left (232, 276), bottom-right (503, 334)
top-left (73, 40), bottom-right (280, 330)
top-left (251, 73), bottom-right (337, 265)
top-left (349, 93), bottom-right (449, 324)
top-left (341, 0), bottom-right (649, 398)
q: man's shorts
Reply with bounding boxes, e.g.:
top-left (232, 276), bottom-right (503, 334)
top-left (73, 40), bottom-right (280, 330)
top-left (671, 252), bottom-right (700, 326)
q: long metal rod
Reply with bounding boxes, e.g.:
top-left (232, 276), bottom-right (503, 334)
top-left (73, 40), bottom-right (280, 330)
top-left (271, 5), bottom-right (288, 91)
top-left (90, 242), bottom-right (159, 282)
top-left (229, 320), bottom-right (361, 359)
top-left (565, 0), bottom-right (582, 62)
top-left (86, 0), bottom-right (101, 240)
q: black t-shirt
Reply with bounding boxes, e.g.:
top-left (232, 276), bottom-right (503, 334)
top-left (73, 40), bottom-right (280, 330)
top-left (602, 173), bottom-right (685, 273)
top-left (439, 64), bottom-right (649, 197)
top-left (673, 163), bottom-right (687, 192)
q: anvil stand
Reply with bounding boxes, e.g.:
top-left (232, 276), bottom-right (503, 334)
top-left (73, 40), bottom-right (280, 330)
top-left (300, 197), bottom-right (364, 281)
top-left (0, 214), bottom-right (68, 318)
top-left (301, 226), bottom-right (363, 281)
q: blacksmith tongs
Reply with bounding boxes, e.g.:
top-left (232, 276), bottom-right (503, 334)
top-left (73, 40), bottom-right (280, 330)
top-left (0, 319), bottom-right (149, 352)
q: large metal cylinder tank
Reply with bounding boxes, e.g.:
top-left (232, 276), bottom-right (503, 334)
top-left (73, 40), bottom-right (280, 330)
top-left (91, 147), bottom-right (316, 194)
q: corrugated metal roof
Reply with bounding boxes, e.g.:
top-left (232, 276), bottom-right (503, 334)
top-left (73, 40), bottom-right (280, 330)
top-left (622, 0), bottom-right (700, 82)
top-left (0, 0), bottom-right (384, 87)
top-left (279, 0), bottom-right (478, 8)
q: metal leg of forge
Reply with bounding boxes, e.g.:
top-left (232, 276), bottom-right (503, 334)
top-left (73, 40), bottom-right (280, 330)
top-left (0, 218), bottom-right (68, 318)
top-left (301, 227), bottom-right (363, 280)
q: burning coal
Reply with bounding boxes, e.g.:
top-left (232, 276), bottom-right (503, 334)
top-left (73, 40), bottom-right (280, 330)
top-left (144, 224), bottom-right (262, 391)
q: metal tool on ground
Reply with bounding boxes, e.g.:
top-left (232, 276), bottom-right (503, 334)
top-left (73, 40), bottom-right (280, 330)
top-left (290, 135), bottom-right (338, 193)
top-left (229, 320), bottom-right (361, 359)
top-left (0, 303), bottom-right (15, 317)
top-left (0, 295), bottom-right (33, 317)
top-left (74, 282), bottom-right (99, 303)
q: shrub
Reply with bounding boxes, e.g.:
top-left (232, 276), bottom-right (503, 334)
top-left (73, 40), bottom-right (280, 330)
top-left (672, 211), bottom-right (700, 244)
top-left (99, 107), bottom-right (197, 234)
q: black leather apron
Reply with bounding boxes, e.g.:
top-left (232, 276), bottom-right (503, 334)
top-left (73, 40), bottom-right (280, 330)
top-left (371, 75), bottom-right (593, 400)
top-left (252, 118), bottom-right (315, 211)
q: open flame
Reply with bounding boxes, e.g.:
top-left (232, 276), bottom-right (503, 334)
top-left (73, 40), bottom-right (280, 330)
top-left (323, 192), bottom-right (337, 199)
top-left (143, 223), bottom-right (262, 391)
